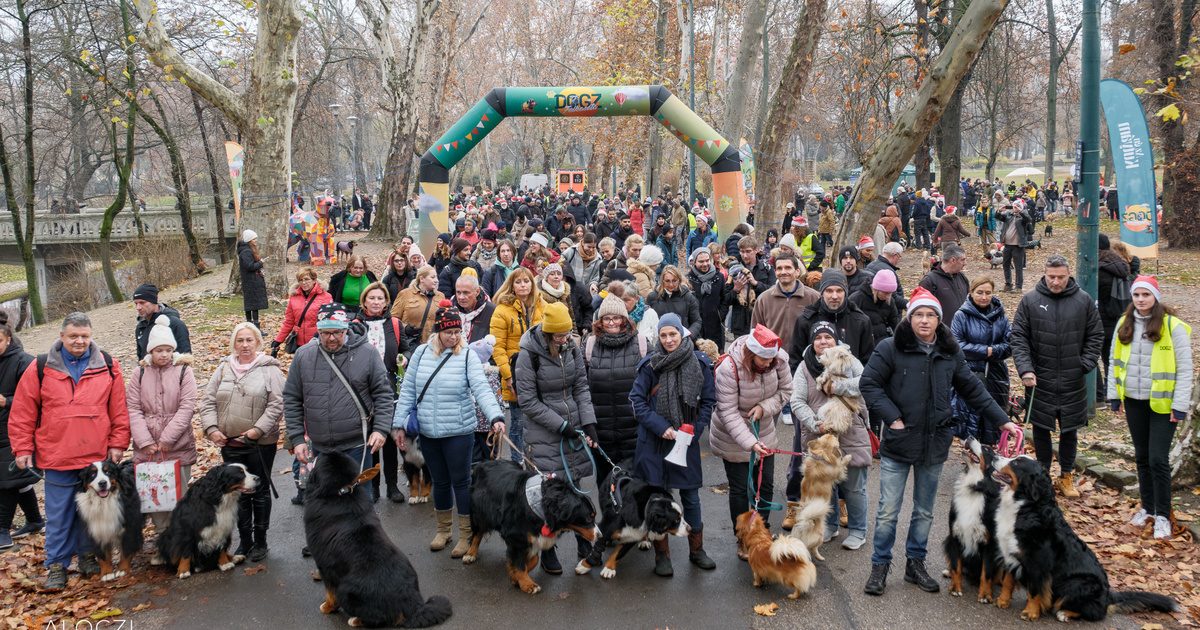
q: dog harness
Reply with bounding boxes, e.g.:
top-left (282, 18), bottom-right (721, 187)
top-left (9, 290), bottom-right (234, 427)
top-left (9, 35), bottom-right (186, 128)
top-left (525, 475), bottom-right (546, 523)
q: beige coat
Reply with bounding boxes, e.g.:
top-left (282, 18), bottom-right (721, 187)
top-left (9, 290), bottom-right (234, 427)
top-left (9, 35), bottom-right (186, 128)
top-left (199, 354), bottom-right (285, 446)
top-left (626, 259), bottom-right (657, 298)
top-left (709, 337), bottom-right (793, 463)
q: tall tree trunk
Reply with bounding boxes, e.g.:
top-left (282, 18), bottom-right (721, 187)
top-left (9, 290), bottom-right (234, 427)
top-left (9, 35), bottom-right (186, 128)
top-left (937, 85), bottom-right (965, 207)
top-left (836, 0), bottom-right (1010, 251)
top-left (193, 93), bottom-right (228, 264)
top-left (13, 0), bottom-right (44, 322)
top-left (752, 23), bottom-right (772, 148)
top-left (646, 0), bottom-right (669, 196)
top-left (755, 0), bottom-right (830, 231)
top-left (1151, 0), bottom-right (1199, 248)
top-left (133, 0), bottom-right (302, 296)
top-left (722, 0), bottom-right (768, 140)
top-left (146, 92), bottom-right (204, 272)
top-left (1043, 0), bottom-right (1059, 186)
top-left (913, 0), bottom-right (934, 189)
top-left (360, 0), bottom-right (438, 240)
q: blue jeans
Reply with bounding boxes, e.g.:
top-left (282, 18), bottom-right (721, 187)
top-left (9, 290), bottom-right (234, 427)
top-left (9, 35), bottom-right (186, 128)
top-left (44, 468), bottom-right (93, 568)
top-left (826, 465), bottom-right (868, 538)
top-left (507, 404), bottom-right (527, 464)
top-left (870, 457), bottom-right (944, 565)
top-left (678, 488), bottom-right (703, 532)
top-left (421, 434), bottom-right (474, 514)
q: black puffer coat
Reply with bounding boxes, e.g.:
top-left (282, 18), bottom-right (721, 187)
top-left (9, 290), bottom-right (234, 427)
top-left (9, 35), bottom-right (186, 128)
top-left (687, 268), bottom-right (732, 349)
top-left (1096, 250), bottom-right (1131, 325)
top-left (788, 299), bottom-right (875, 372)
top-left (238, 241), bottom-right (269, 311)
top-left (382, 268), bottom-right (415, 308)
top-left (1010, 278), bottom-right (1104, 432)
top-left (585, 332), bottom-right (644, 466)
top-left (0, 339), bottom-right (37, 489)
top-left (918, 263), bottom-right (970, 326)
top-left (648, 287), bottom-right (702, 339)
top-left (861, 319), bottom-right (1008, 466)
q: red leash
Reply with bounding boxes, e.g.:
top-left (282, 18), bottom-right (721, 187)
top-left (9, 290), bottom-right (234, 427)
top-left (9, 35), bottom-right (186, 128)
top-left (750, 448), bottom-right (804, 512)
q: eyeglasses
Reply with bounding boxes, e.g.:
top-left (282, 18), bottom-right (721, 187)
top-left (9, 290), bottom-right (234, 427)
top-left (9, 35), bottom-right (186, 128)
top-left (600, 316), bottom-right (625, 324)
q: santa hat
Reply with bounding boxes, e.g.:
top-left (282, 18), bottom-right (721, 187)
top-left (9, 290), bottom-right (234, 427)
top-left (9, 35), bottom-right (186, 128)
top-left (791, 215), bottom-right (808, 228)
top-left (945, 205), bottom-right (957, 215)
top-left (907, 287), bottom-right (942, 318)
top-left (745, 324), bottom-right (782, 359)
top-left (856, 236), bottom-right (875, 251)
top-left (1130, 275), bottom-right (1162, 302)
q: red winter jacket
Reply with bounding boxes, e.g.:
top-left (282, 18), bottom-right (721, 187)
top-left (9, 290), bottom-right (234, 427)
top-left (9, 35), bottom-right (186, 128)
top-left (8, 343), bottom-right (131, 470)
top-left (273, 284), bottom-right (333, 346)
top-left (630, 206), bottom-right (645, 236)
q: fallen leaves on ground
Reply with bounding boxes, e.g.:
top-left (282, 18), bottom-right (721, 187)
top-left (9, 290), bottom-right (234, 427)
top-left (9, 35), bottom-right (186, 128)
top-left (1062, 482), bottom-right (1200, 625)
top-left (243, 565), bottom-right (267, 576)
top-left (753, 602), bottom-right (780, 616)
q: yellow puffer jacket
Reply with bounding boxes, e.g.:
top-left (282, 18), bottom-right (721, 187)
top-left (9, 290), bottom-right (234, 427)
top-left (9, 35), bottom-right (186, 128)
top-left (489, 296), bottom-right (547, 401)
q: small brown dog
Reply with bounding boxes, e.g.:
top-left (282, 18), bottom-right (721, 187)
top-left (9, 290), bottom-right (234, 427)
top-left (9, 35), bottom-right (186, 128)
top-left (789, 434), bottom-right (851, 560)
top-left (736, 511), bottom-right (817, 599)
top-left (814, 345), bottom-right (860, 435)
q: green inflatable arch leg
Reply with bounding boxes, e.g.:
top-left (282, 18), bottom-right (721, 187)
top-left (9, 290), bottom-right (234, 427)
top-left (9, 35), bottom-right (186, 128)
top-left (416, 85), bottom-right (746, 253)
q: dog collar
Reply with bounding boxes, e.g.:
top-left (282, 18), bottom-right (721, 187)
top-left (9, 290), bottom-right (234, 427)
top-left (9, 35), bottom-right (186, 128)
top-left (525, 475), bottom-right (547, 528)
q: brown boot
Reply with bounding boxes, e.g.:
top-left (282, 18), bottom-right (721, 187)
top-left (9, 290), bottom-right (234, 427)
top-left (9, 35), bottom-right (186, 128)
top-left (839, 499), bottom-right (849, 527)
top-left (781, 501), bottom-right (800, 531)
top-left (1058, 472), bottom-right (1080, 498)
top-left (687, 530), bottom-right (716, 570)
top-left (450, 514), bottom-right (473, 559)
top-left (652, 538), bottom-right (673, 577)
top-left (430, 510), bottom-right (453, 551)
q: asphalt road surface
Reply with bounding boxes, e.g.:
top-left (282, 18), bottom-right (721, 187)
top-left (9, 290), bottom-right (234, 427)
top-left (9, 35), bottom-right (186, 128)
top-left (118, 423), bottom-right (1145, 630)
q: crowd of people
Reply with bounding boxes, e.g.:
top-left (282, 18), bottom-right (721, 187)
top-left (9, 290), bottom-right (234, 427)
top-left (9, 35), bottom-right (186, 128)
top-left (0, 182), bottom-right (1189, 605)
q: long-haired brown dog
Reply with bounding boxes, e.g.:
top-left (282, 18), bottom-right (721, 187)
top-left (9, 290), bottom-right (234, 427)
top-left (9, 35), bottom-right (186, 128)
top-left (735, 511), bottom-right (817, 600)
top-left (789, 434), bottom-right (851, 561)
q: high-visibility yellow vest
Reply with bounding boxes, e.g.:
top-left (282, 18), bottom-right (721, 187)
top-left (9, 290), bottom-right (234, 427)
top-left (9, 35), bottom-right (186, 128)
top-left (799, 233), bottom-right (816, 268)
top-left (1112, 315), bottom-right (1191, 413)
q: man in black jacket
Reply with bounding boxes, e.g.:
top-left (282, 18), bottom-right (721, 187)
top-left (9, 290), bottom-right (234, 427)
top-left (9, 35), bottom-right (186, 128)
top-left (1010, 255), bottom-right (1104, 498)
top-left (917, 244), bottom-right (969, 326)
top-left (729, 237), bottom-right (774, 336)
top-left (132, 283), bottom-right (191, 360)
top-left (788, 269), bottom-right (875, 373)
top-left (860, 288), bottom-right (1015, 597)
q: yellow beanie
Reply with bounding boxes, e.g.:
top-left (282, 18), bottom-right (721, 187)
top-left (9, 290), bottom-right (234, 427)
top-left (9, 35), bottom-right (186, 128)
top-left (542, 302), bottom-right (573, 334)
top-left (461, 267), bottom-right (478, 278)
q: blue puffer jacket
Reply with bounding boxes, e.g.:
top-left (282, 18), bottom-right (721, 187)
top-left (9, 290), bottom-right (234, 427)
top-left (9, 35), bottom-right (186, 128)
top-left (393, 343), bottom-right (504, 439)
top-left (950, 296), bottom-right (1012, 443)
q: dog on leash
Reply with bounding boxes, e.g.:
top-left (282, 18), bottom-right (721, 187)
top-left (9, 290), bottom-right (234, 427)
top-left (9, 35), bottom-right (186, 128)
top-left (304, 452), bottom-right (453, 628)
top-left (157, 463), bottom-right (259, 579)
top-left (789, 434), bottom-right (851, 561)
top-left (402, 438), bottom-right (431, 504)
top-left (75, 460), bottom-right (143, 582)
top-left (736, 511), bottom-right (817, 600)
top-left (943, 438), bottom-right (1005, 602)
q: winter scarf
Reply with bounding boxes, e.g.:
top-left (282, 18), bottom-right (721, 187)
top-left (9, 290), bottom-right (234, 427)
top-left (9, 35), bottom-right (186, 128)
top-left (629, 297), bottom-right (648, 324)
top-left (802, 344), bottom-right (824, 380)
top-left (650, 336), bottom-right (703, 429)
top-left (474, 246), bottom-right (498, 270)
top-left (540, 278), bottom-right (567, 300)
top-left (690, 264), bottom-right (719, 297)
top-left (600, 329), bottom-right (637, 349)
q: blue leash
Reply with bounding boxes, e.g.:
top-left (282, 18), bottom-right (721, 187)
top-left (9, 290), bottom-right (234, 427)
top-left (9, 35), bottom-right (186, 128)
top-left (559, 429), bottom-right (598, 495)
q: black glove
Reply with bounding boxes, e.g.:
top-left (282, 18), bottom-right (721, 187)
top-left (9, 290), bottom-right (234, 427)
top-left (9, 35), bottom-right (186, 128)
top-left (582, 424), bottom-right (599, 445)
top-left (558, 421), bottom-right (575, 437)
top-left (1109, 400), bottom-right (1121, 413)
top-left (270, 341), bottom-right (281, 358)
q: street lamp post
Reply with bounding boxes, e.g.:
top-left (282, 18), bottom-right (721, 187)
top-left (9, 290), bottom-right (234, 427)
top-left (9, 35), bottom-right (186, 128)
top-left (1078, 0), bottom-right (1100, 408)
top-left (328, 103), bottom-right (342, 195)
top-left (347, 115), bottom-right (360, 193)
top-left (688, 0), bottom-right (696, 206)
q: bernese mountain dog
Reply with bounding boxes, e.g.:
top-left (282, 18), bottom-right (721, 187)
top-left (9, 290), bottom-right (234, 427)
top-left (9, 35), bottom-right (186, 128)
top-left (75, 460), bottom-right (143, 582)
top-left (402, 438), bottom-right (431, 505)
top-left (942, 437), bottom-right (1004, 602)
top-left (462, 460), bottom-right (599, 594)
top-left (304, 451), bottom-right (452, 628)
top-left (574, 466), bottom-right (688, 580)
top-left (157, 463), bottom-right (258, 579)
top-left (992, 455), bottom-right (1178, 621)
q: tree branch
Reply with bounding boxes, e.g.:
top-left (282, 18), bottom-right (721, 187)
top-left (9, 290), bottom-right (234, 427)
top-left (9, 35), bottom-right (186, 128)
top-left (129, 0), bottom-right (248, 127)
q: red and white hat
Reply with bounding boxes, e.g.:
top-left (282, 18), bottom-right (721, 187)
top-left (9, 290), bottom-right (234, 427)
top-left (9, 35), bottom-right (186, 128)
top-left (745, 324), bottom-right (782, 359)
top-left (907, 287), bottom-right (942, 318)
top-left (945, 205), bottom-right (957, 215)
top-left (856, 236), bottom-right (875, 250)
top-left (1130, 275), bottom-right (1161, 301)
top-left (791, 215), bottom-right (808, 228)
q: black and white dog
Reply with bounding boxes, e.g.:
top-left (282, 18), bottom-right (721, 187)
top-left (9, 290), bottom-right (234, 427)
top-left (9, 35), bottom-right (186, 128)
top-left (75, 460), bottom-right (143, 581)
top-left (157, 463), bottom-right (259, 579)
top-left (575, 467), bottom-right (688, 580)
top-left (942, 438), bottom-right (1004, 602)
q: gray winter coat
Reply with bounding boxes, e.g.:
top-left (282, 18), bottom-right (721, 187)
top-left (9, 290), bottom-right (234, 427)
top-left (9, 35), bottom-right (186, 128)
top-left (283, 326), bottom-right (395, 451)
top-left (514, 325), bottom-right (597, 480)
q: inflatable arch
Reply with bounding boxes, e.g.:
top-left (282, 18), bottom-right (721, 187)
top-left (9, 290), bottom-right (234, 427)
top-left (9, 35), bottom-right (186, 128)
top-left (416, 85), bottom-right (746, 251)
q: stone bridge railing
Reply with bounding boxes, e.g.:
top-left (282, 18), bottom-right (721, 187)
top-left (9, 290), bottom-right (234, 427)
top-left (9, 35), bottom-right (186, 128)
top-left (0, 209), bottom-right (237, 246)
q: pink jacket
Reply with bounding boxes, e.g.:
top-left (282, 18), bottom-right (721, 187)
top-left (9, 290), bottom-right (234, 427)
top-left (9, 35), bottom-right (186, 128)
top-left (709, 336), bottom-right (793, 463)
top-left (127, 354), bottom-right (198, 465)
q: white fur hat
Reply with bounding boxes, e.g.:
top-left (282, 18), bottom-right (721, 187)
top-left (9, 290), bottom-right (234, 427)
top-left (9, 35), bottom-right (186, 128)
top-left (146, 314), bottom-right (177, 352)
top-left (242, 229), bottom-right (258, 243)
top-left (639, 244), bottom-right (665, 267)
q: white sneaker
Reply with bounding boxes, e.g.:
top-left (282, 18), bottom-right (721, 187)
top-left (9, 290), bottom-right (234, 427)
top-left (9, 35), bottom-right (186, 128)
top-left (823, 527), bottom-right (838, 543)
top-left (1130, 508), bottom-right (1150, 527)
top-left (781, 411), bottom-right (793, 426)
top-left (1153, 515), bottom-right (1172, 540)
top-left (842, 533), bottom-right (866, 550)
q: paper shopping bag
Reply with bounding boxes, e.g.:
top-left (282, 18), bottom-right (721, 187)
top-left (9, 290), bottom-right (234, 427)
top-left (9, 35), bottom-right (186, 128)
top-left (135, 459), bottom-right (183, 513)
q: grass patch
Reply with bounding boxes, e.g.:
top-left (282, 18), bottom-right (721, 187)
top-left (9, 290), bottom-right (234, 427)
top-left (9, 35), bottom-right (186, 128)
top-left (0, 264), bottom-right (26, 285)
